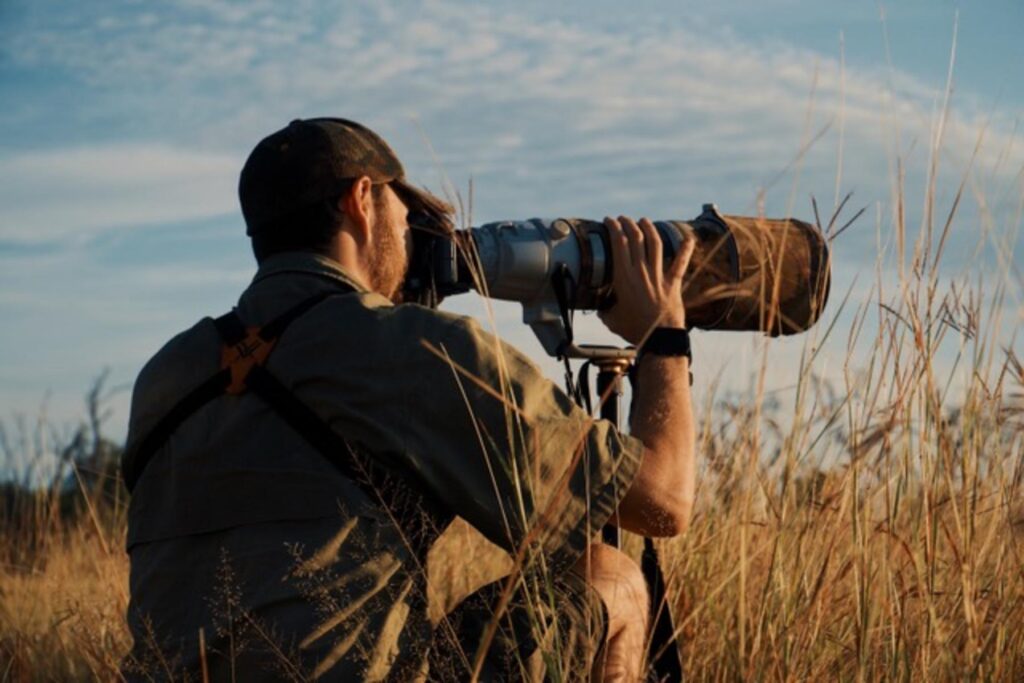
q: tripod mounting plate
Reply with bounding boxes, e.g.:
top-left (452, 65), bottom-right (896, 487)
top-left (558, 342), bottom-right (636, 361)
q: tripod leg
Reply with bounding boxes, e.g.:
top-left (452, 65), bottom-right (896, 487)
top-left (642, 537), bottom-right (683, 681)
top-left (596, 366), bottom-right (624, 549)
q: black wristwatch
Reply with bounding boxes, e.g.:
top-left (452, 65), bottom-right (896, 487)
top-left (637, 327), bottom-right (693, 385)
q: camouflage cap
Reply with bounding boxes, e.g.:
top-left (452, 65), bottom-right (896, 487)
top-left (239, 117), bottom-right (444, 235)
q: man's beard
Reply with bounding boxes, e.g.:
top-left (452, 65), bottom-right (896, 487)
top-left (366, 213), bottom-right (408, 302)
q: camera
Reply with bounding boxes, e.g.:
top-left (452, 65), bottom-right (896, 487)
top-left (404, 204), bottom-right (831, 358)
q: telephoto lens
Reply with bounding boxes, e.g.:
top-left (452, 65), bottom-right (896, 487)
top-left (407, 204), bottom-right (831, 355)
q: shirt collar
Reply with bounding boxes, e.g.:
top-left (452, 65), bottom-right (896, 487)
top-left (251, 251), bottom-right (370, 294)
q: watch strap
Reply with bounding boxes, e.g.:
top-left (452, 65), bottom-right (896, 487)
top-left (638, 327), bottom-right (693, 385)
top-left (639, 327), bottom-right (692, 360)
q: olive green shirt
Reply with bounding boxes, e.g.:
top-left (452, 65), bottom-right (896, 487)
top-left (123, 252), bottom-right (643, 681)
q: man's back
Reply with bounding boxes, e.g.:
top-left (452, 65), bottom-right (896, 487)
top-left (125, 253), bottom-right (448, 679)
top-left (123, 252), bottom-right (644, 680)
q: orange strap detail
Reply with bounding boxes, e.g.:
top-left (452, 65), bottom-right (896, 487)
top-left (220, 328), bottom-right (278, 395)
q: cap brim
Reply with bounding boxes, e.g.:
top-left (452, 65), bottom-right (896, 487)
top-left (391, 178), bottom-right (456, 236)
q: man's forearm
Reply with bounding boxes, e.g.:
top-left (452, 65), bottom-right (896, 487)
top-left (594, 213), bottom-right (698, 536)
top-left (618, 352), bottom-right (696, 535)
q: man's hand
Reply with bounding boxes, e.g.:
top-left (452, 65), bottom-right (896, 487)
top-left (597, 216), bottom-right (696, 344)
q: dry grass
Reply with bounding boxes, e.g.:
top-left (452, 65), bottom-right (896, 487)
top-left (2, 250), bottom-right (1020, 680)
top-left (669, 331), bottom-right (1024, 680)
top-left (0, 519), bottom-right (130, 680)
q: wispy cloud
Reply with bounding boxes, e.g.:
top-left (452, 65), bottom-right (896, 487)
top-left (0, 0), bottom-right (1020, 439)
top-left (0, 145), bottom-right (239, 244)
top-left (1, 0), bottom-right (1020, 252)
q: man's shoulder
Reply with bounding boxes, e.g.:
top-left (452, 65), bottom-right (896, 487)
top-left (373, 303), bottom-right (546, 384)
top-left (306, 295), bottom-right (481, 351)
top-left (296, 296), bottom-right (545, 387)
top-left (126, 317), bottom-right (219, 447)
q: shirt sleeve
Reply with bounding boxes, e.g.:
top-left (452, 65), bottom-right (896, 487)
top-left (386, 310), bottom-right (644, 570)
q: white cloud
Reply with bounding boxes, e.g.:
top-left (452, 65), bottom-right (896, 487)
top-left (0, 145), bottom-right (239, 244)
top-left (1, 1), bottom-right (1020, 251)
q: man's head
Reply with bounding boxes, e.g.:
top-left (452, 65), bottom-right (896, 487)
top-left (239, 118), bottom-right (453, 300)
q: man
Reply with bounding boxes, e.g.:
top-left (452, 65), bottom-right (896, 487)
top-left (121, 118), bottom-right (696, 681)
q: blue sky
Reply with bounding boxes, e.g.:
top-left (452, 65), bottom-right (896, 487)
top-left (0, 0), bottom-right (1021, 477)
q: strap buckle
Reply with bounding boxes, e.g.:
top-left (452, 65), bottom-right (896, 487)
top-left (220, 328), bottom-right (277, 395)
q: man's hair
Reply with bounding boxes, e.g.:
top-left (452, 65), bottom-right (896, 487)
top-left (251, 181), bottom-right (386, 263)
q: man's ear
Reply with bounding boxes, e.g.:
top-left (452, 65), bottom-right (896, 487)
top-left (340, 176), bottom-right (375, 245)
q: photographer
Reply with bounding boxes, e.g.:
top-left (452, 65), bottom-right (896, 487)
top-left (121, 118), bottom-right (696, 681)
